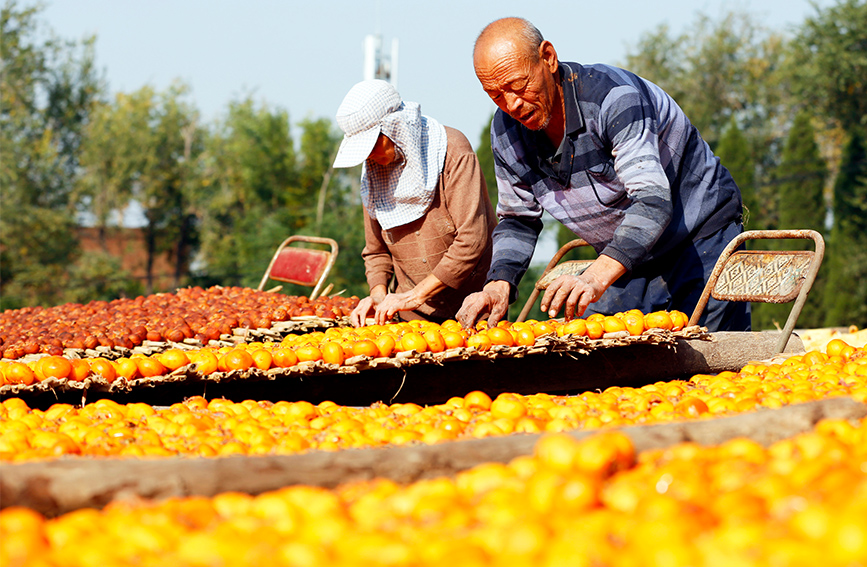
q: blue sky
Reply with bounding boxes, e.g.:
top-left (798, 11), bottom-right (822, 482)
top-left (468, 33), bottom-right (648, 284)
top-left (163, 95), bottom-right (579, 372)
top-left (39, 0), bottom-right (834, 149)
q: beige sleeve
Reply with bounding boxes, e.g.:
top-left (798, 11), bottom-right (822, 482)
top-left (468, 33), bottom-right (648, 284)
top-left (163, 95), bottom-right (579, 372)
top-left (361, 207), bottom-right (394, 290)
top-left (431, 127), bottom-right (496, 289)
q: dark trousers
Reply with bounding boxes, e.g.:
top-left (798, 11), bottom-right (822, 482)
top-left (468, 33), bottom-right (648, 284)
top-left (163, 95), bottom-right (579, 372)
top-left (584, 222), bottom-right (751, 332)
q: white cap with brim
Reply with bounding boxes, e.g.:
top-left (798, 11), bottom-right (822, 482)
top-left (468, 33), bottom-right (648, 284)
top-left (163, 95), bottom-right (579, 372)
top-left (333, 79), bottom-right (402, 168)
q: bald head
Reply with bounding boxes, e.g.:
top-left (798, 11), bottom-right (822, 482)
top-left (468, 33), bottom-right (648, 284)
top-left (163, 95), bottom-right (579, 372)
top-left (474, 17), bottom-right (544, 66)
top-left (472, 18), bottom-right (563, 135)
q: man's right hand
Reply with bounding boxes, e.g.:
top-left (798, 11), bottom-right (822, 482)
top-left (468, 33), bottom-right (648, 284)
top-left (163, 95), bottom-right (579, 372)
top-left (456, 280), bottom-right (511, 329)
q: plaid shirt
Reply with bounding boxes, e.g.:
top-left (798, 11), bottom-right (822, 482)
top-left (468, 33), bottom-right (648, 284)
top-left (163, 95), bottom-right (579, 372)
top-left (488, 62), bottom-right (742, 292)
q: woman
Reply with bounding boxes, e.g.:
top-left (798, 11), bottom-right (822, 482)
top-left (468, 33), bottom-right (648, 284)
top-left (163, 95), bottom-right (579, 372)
top-left (332, 80), bottom-right (496, 326)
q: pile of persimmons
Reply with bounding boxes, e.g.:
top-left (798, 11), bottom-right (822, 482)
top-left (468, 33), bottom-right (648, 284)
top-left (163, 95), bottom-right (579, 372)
top-left (0, 310), bottom-right (689, 387)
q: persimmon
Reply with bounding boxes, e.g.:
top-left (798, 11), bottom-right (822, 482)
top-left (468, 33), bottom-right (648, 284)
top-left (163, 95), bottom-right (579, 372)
top-left (68, 359), bottom-right (91, 382)
top-left (158, 349), bottom-right (191, 371)
top-left (374, 335), bottom-right (396, 357)
top-left (585, 320), bottom-right (604, 339)
top-left (602, 316), bottom-right (628, 334)
top-left (271, 348), bottom-right (298, 368)
top-left (3, 362), bottom-right (36, 386)
top-left (464, 390), bottom-right (493, 410)
top-left (295, 345), bottom-right (323, 363)
top-left (559, 319), bottom-right (587, 337)
top-left (466, 334), bottom-right (492, 351)
top-left (136, 357), bottom-right (167, 378)
top-left (250, 349), bottom-right (273, 371)
top-left (88, 358), bottom-right (117, 382)
top-left (422, 330), bottom-right (447, 353)
top-left (351, 339), bottom-right (379, 358)
top-left (441, 331), bottom-right (466, 349)
top-left (39, 356), bottom-right (73, 380)
top-left (398, 332), bottom-right (428, 353)
top-left (644, 311), bottom-right (674, 331)
top-left (321, 342), bottom-right (346, 366)
top-left (485, 326), bottom-right (515, 347)
top-left (515, 327), bottom-right (537, 346)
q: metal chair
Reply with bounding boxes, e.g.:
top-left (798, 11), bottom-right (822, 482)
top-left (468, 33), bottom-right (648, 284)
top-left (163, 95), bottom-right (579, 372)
top-left (257, 235), bottom-right (339, 300)
top-left (688, 229), bottom-right (825, 354)
top-left (516, 239), bottom-right (596, 322)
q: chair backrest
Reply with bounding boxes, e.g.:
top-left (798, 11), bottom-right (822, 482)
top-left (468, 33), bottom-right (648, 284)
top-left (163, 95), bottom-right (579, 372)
top-left (688, 229), bottom-right (824, 354)
top-left (516, 239), bottom-right (595, 322)
top-left (258, 235), bottom-right (339, 300)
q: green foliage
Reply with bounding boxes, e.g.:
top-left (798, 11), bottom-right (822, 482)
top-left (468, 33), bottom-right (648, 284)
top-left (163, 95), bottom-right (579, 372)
top-left (194, 97), bottom-right (301, 285)
top-left (623, 11), bottom-right (789, 149)
top-left (752, 110), bottom-right (829, 330)
top-left (823, 131), bottom-right (867, 327)
top-left (0, 1), bottom-right (103, 307)
top-left (716, 117), bottom-right (759, 228)
top-left (476, 116), bottom-right (498, 209)
top-left (787, 0), bottom-right (867, 133)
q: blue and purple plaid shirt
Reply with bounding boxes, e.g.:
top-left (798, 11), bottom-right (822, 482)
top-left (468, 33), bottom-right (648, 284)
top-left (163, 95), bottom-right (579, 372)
top-left (487, 62), bottom-right (743, 295)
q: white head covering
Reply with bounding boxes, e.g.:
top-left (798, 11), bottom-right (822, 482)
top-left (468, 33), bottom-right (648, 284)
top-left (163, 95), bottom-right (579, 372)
top-left (333, 80), bottom-right (447, 230)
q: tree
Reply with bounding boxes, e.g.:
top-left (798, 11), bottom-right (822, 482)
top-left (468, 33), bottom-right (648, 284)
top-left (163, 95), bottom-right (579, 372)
top-left (193, 97), bottom-right (299, 287)
top-left (752, 110), bottom-right (828, 330)
top-left (787, 0), bottom-right (867, 134)
top-left (823, 131), bottom-right (867, 327)
top-left (0, 2), bottom-right (103, 308)
top-left (716, 117), bottom-right (759, 229)
top-left (476, 116), bottom-right (498, 209)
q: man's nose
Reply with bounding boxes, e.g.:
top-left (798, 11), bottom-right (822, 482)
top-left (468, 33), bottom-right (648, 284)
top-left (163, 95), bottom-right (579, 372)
top-left (503, 92), bottom-right (523, 114)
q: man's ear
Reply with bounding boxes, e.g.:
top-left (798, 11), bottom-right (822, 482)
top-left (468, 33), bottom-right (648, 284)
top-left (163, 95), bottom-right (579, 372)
top-left (539, 40), bottom-right (559, 72)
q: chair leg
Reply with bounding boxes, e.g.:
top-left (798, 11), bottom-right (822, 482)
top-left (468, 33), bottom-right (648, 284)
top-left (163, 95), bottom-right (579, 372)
top-left (516, 289), bottom-right (542, 323)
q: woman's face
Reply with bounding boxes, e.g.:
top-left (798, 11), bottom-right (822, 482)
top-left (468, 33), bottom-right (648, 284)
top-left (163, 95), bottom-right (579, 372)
top-left (369, 133), bottom-right (398, 166)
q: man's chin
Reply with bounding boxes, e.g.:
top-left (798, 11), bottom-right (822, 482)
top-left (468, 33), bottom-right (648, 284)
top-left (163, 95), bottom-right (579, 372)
top-left (519, 112), bottom-right (550, 131)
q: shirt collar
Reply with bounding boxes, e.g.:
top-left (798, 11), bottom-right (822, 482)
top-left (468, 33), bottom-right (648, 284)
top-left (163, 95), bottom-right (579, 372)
top-left (559, 62), bottom-right (585, 136)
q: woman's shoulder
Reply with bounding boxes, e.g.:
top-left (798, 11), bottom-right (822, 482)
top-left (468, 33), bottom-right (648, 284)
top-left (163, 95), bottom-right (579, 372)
top-left (443, 126), bottom-right (477, 158)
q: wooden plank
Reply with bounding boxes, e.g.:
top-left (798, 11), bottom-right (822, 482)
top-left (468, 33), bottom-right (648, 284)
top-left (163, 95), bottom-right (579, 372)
top-left (8, 331), bottom-right (804, 410)
top-left (2, 396), bottom-right (861, 518)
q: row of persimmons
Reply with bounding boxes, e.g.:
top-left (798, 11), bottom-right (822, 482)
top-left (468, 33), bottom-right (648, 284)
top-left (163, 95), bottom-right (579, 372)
top-left (0, 338), bottom-right (862, 462)
top-left (0, 310), bottom-right (690, 387)
top-left (3, 406), bottom-right (867, 565)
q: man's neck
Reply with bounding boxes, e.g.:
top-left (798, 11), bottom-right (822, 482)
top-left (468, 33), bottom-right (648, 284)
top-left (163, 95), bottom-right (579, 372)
top-left (543, 81), bottom-right (566, 147)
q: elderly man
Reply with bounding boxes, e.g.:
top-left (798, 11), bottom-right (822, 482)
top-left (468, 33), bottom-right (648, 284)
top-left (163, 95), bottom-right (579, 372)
top-left (457, 17), bottom-right (750, 332)
top-left (332, 80), bottom-right (496, 326)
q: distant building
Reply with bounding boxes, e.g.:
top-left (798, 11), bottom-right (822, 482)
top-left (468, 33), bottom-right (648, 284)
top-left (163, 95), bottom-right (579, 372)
top-left (363, 34), bottom-right (398, 87)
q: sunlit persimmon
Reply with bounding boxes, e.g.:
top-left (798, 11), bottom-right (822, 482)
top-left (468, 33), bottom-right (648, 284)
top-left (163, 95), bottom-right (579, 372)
top-left (398, 332), bottom-right (428, 353)
top-left (113, 358), bottom-right (140, 380)
top-left (250, 349), bottom-right (273, 371)
top-left (422, 330), bottom-right (447, 353)
top-left (442, 331), bottom-right (466, 349)
top-left (585, 320), bottom-right (604, 340)
top-left (2, 362), bottom-right (36, 386)
top-left (271, 348), bottom-right (299, 368)
top-left (466, 334), bottom-right (492, 351)
top-left (486, 326), bottom-right (514, 347)
top-left (295, 345), bottom-right (323, 363)
top-left (88, 358), bottom-right (116, 382)
top-left (464, 390), bottom-right (493, 411)
top-left (559, 319), bottom-right (587, 337)
top-left (351, 339), bottom-right (379, 358)
top-left (40, 356), bottom-right (73, 380)
top-left (136, 357), bottom-right (167, 378)
top-left (321, 342), bottom-right (346, 366)
top-left (159, 349), bottom-right (191, 371)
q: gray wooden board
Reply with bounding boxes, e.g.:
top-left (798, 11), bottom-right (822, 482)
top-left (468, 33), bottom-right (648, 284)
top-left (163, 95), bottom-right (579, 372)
top-left (2, 331), bottom-right (804, 410)
top-left (2, 396), bottom-right (862, 518)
